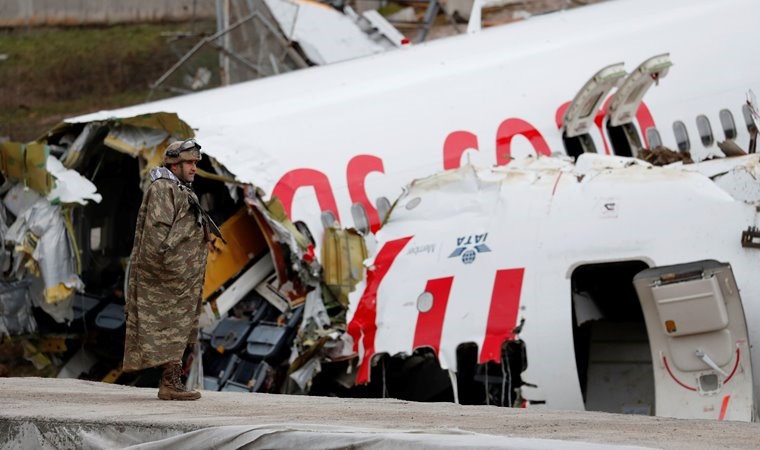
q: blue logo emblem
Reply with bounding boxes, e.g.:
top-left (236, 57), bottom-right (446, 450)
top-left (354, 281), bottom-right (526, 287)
top-left (448, 233), bottom-right (490, 264)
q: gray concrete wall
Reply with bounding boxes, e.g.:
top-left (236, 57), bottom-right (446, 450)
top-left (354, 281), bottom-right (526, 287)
top-left (0, 0), bottom-right (216, 27)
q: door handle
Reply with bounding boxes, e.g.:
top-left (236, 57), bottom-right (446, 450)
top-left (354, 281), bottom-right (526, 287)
top-left (695, 349), bottom-right (729, 377)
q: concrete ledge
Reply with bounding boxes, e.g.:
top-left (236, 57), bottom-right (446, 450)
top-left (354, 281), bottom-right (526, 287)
top-left (1, 378), bottom-right (759, 449)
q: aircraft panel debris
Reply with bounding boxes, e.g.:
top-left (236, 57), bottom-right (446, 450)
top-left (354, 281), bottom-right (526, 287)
top-left (680, 154), bottom-right (760, 203)
top-left (321, 227), bottom-right (367, 307)
top-left (0, 142), bottom-right (53, 195)
top-left (712, 163), bottom-right (760, 205)
top-left (199, 252), bottom-right (274, 330)
top-left (102, 126), bottom-right (169, 158)
top-left (148, 0), bottom-right (403, 98)
top-left (573, 152), bottom-right (651, 174)
top-left (741, 227), bottom-right (760, 249)
top-left (636, 146), bottom-right (693, 166)
top-left (360, 10), bottom-right (407, 47)
top-left (46, 157), bottom-right (102, 205)
top-left (202, 207), bottom-right (269, 300)
top-left (263, 0), bottom-right (393, 65)
top-left (6, 198), bottom-right (83, 303)
top-left (55, 347), bottom-right (99, 379)
top-left (0, 280), bottom-right (35, 338)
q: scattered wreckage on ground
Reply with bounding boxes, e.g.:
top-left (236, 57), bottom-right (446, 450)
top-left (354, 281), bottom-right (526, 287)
top-left (1, 114), bottom-right (760, 419)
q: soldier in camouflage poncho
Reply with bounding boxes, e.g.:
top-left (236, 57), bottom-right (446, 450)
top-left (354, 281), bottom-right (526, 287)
top-left (124, 139), bottom-right (210, 401)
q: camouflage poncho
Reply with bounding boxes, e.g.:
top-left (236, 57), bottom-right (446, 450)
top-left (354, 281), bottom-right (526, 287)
top-left (123, 167), bottom-right (209, 372)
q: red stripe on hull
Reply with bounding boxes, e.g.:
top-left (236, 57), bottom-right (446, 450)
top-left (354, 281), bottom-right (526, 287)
top-left (479, 268), bottom-right (525, 364)
top-left (413, 277), bottom-right (454, 354)
top-left (347, 236), bottom-right (413, 384)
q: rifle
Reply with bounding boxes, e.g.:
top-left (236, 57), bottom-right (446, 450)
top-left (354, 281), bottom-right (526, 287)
top-left (188, 194), bottom-right (227, 245)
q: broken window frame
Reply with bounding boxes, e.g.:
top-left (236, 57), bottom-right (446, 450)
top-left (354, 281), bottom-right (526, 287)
top-left (645, 127), bottom-right (662, 148)
top-left (742, 104), bottom-right (756, 133)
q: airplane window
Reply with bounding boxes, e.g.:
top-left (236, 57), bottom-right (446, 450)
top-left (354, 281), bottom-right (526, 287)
top-left (696, 115), bottom-right (714, 146)
top-left (719, 109), bottom-right (737, 140)
top-left (645, 127), bottom-right (662, 148)
top-left (672, 121), bottom-right (690, 152)
top-left (351, 202), bottom-right (370, 235)
top-left (742, 104), bottom-right (756, 132)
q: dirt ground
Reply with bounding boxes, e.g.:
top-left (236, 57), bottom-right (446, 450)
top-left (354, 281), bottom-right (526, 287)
top-left (1, 377), bottom-right (759, 449)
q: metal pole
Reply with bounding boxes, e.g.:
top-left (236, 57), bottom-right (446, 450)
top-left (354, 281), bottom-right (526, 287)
top-left (151, 11), bottom-right (267, 90)
top-left (221, 0), bottom-right (231, 86)
top-left (416, 0), bottom-right (440, 43)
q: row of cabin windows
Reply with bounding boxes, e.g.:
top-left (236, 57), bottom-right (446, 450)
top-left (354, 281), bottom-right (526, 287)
top-left (646, 105), bottom-right (756, 152)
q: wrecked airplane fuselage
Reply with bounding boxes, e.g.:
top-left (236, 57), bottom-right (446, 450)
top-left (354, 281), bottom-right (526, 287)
top-left (347, 153), bottom-right (760, 420)
top-left (3, 113), bottom-right (760, 422)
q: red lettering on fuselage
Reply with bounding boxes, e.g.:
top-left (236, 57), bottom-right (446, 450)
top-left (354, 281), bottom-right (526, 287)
top-left (271, 168), bottom-right (340, 222)
top-left (272, 100), bottom-right (657, 227)
top-left (442, 119), bottom-right (551, 170)
top-left (495, 118), bottom-right (552, 165)
top-left (443, 131), bottom-right (480, 170)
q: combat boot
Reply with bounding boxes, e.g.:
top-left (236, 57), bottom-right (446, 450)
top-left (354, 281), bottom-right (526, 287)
top-left (157, 361), bottom-right (201, 401)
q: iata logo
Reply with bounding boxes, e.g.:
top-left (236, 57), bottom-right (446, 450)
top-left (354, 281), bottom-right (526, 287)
top-left (448, 233), bottom-right (490, 264)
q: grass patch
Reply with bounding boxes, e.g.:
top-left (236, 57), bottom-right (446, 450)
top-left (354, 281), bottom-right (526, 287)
top-left (0, 22), bottom-right (214, 141)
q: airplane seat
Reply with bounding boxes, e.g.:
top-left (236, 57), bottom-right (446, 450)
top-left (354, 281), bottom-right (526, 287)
top-left (94, 302), bottom-right (125, 331)
top-left (243, 305), bottom-right (304, 362)
top-left (203, 352), bottom-right (237, 391)
top-left (219, 355), bottom-right (271, 392)
top-left (65, 293), bottom-right (109, 333)
top-left (210, 317), bottom-right (255, 354)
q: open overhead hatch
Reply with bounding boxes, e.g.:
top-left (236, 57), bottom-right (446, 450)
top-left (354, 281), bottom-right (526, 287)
top-left (606, 53), bottom-right (672, 157)
top-left (562, 63), bottom-right (626, 158)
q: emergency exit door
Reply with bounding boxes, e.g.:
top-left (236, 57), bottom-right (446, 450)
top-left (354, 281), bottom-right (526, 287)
top-left (633, 260), bottom-right (755, 421)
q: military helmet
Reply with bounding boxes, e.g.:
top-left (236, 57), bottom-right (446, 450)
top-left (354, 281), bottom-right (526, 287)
top-left (163, 139), bottom-right (203, 165)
